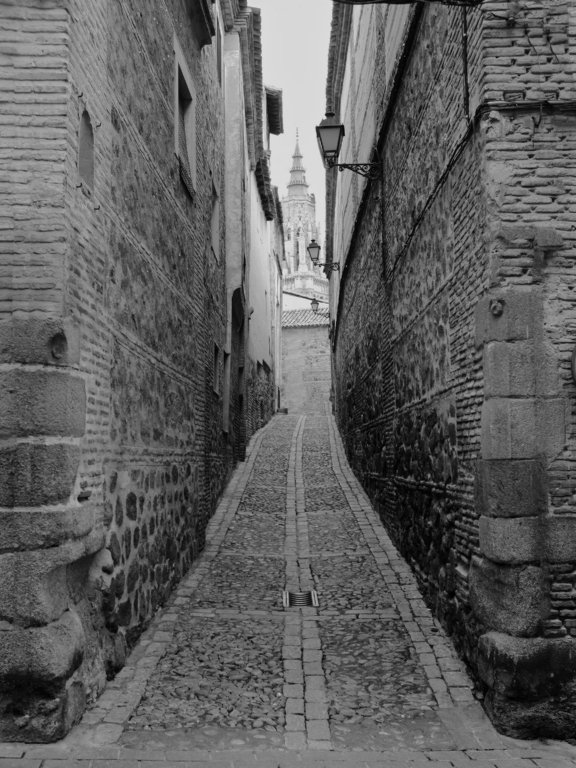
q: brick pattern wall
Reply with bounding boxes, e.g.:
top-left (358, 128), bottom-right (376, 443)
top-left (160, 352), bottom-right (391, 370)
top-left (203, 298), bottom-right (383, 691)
top-left (476, 0), bottom-right (576, 653)
top-left (101, 0), bottom-right (229, 664)
top-left (328, 0), bottom-right (576, 736)
top-left (333, 3), bottom-right (489, 647)
top-left (547, 564), bottom-right (576, 638)
top-left (0, 0), bottom-right (236, 741)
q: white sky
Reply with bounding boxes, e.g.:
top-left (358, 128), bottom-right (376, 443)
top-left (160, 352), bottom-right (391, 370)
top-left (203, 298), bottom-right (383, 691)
top-left (257, 0), bottom-right (333, 238)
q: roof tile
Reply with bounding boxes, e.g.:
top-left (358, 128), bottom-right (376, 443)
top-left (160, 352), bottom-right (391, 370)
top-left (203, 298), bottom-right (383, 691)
top-left (282, 310), bottom-right (330, 328)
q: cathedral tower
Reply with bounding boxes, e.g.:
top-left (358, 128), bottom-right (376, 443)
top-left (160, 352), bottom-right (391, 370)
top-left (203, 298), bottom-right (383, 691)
top-left (281, 133), bottom-right (328, 305)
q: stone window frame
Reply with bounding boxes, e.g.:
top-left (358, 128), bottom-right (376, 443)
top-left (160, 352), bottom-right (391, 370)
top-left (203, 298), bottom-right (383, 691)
top-left (174, 35), bottom-right (197, 195)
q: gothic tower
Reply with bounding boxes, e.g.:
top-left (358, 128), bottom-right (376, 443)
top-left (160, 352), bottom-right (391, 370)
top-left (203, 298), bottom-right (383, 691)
top-left (281, 133), bottom-right (329, 305)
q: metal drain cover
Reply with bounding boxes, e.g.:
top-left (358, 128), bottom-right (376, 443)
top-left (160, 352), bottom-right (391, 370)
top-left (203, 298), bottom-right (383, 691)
top-left (283, 590), bottom-right (319, 608)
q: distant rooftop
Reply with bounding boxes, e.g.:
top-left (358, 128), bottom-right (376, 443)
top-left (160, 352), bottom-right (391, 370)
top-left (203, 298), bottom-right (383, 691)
top-left (282, 309), bottom-right (330, 328)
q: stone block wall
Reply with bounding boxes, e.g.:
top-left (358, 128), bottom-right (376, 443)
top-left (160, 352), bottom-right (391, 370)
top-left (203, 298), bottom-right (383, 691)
top-left (327, 0), bottom-right (576, 738)
top-left (0, 0), bottom-right (233, 741)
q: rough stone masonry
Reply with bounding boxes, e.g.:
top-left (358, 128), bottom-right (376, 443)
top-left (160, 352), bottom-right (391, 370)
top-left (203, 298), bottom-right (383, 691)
top-left (0, 0), bottom-right (276, 742)
top-left (325, 0), bottom-right (576, 739)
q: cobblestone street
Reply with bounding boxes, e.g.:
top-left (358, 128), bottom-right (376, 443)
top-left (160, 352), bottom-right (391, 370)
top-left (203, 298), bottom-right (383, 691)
top-left (3, 411), bottom-right (576, 768)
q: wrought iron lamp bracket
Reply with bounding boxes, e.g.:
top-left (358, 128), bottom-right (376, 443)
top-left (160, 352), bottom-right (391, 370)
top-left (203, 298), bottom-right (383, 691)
top-left (327, 158), bottom-right (381, 180)
top-left (317, 262), bottom-right (340, 272)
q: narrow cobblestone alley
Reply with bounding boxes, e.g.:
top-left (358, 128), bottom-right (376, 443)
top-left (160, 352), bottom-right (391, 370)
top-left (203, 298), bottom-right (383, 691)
top-left (3, 413), bottom-right (576, 768)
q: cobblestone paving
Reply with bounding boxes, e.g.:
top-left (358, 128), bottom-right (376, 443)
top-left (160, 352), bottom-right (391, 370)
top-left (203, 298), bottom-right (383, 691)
top-left (127, 617), bottom-right (286, 732)
top-left (305, 486), bottom-right (350, 512)
top-left (313, 554), bottom-right (397, 614)
top-left (4, 411), bottom-right (576, 768)
top-left (189, 556), bottom-right (286, 611)
top-left (308, 511), bottom-right (365, 553)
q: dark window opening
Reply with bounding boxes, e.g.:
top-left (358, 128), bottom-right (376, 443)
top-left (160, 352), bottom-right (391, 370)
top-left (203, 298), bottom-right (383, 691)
top-left (213, 344), bottom-right (220, 392)
top-left (216, 23), bottom-right (222, 85)
top-left (178, 68), bottom-right (195, 196)
top-left (211, 183), bottom-right (220, 259)
top-left (79, 110), bottom-right (94, 189)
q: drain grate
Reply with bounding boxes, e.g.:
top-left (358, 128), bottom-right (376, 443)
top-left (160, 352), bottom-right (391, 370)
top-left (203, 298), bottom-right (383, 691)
top-left (283, 590), bottom-right (319, 608)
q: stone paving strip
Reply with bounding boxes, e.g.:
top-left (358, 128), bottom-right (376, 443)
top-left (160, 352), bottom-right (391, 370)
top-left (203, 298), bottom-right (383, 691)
top-left (282, 416), bottom-right (331, 752)
top-left (3, 414), bottom-right (576, 768)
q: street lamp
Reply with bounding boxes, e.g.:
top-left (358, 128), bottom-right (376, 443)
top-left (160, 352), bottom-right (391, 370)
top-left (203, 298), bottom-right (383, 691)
top-left (310, 298), bottom-right (319, 314)
top-left (316, 112), bottom-right (381, 180)
top-left (307, 239), bottom-right (321, 266)
top-left (306, 239), bottom-right (340, 273)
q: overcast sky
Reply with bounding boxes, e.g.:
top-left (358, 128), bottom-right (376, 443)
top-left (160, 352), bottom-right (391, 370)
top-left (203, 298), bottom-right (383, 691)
top-left (257, 0), bottom-right (333, 238)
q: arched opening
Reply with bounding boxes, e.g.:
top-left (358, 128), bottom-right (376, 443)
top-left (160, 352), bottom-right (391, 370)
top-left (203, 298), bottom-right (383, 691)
top-left (79, 110), bottom-right (94, 189)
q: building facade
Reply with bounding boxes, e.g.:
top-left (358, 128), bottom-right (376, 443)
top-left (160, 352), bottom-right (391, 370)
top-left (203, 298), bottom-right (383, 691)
top-left (325, 0), bottom-right (576, 738)
top-left (223, 10), bottom-right (284, 458)
top-left (282, 310), bottom-right (331, 415)
top-left (281, 139), bottom-right (329, 310)
top-left (0, 0), bottom-right (282, 742)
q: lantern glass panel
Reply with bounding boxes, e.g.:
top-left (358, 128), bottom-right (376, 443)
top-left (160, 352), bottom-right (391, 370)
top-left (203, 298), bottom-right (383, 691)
top-left (307, 240), bottom-right (321, 264)
top-left (316, 123), bottom-right (344, 160)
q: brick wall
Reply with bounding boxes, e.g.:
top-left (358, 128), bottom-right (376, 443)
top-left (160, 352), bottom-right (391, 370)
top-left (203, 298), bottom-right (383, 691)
top-left (327, 0), bottom-right (576, 738)
top-left (0, 0), bottom-right (234, 741)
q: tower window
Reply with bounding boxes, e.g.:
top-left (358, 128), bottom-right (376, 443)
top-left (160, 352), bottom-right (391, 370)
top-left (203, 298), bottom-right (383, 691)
top-left (78, 110), bottom-right (94, 189)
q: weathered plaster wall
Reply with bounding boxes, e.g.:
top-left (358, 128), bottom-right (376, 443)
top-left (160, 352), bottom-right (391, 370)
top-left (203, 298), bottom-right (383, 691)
top-left (282, 322), bottom-right (331, 415)
top-left (328, 0), bottom-right (576, 738)
top-left (0, 0), bottom-right (230, 741)
top-left (223, 26), bottom-right (281, 456)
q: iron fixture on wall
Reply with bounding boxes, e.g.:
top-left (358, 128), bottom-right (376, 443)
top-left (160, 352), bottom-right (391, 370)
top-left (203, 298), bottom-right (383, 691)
top-left (316, 113), bottom-right (381, 180)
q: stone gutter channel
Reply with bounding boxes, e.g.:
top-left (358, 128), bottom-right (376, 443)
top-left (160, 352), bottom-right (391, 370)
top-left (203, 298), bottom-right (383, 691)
top-left (2, 414), bottom-right (576, 768)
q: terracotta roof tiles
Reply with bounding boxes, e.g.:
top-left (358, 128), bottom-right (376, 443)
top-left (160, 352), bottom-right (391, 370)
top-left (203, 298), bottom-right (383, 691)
top-left (282, 310), bottom-right (330, 328)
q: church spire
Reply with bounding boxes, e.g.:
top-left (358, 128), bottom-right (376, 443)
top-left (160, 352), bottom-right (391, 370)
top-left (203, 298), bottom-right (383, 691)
top-left (287, 130), bottom-right (309, 197)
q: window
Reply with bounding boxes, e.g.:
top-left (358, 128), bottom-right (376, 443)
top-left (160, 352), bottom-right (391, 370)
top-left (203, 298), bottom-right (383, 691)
top-left (286, 227), bottom-right (291, 241)
top-left (78, 110), bottom-right (94, 189)
top-left (213, 344), bottom-right (220, 393)
top-left (222, 352), bottom-right (231, 432)
top-left (174, 37), bottom-right (197, 195)
top-left (216, 21), bottom-right (222, 86)
top-left (211, 182), bottom-right (220, 260)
